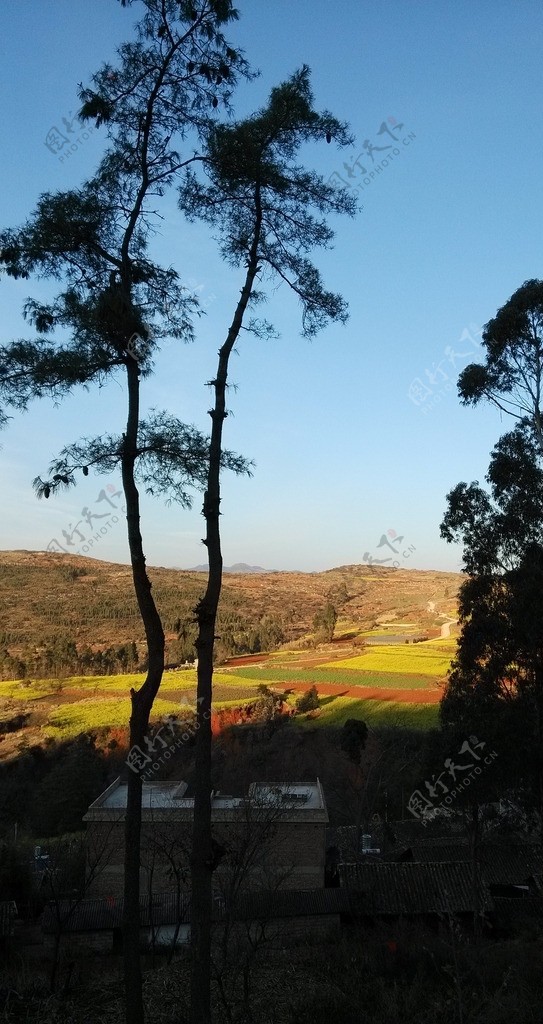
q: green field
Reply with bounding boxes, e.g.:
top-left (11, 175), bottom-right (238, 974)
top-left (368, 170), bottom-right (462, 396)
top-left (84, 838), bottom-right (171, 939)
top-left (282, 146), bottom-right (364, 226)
top-left (45, 697), bottom-right (182, 739)
top-left (44, 692), bottom-right (262, 741)
top-left (2, 639), bottom-right (452, 745)
top-left (228, 666), bottom-right (432, 689)
top-left (296, 695), bottom-right (439, 730)
top-left (0, 669), bottom-right (254, 699)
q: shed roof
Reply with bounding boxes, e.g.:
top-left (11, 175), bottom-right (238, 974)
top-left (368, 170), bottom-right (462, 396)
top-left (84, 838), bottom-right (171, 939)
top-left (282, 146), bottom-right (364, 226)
top-left (398, 844), bottom-right (543, 886)
top-left (330, 817), bottom-right (469, 858)
top-left (41, 888), bottom-right (348, 935)
top-left (339, 861), bottom-right (493, 915)
top-left (41, 893), bottom-right (191, 934)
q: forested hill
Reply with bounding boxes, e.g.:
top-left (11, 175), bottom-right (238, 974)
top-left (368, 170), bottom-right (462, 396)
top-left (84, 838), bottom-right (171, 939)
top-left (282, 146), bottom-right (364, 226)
top-left (0, 550), bottom-right (461, 679)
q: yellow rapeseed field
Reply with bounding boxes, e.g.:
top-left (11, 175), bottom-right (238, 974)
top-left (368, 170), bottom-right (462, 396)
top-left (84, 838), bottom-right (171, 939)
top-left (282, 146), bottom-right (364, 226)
top-left (324, 642), bottom-right (453, 677)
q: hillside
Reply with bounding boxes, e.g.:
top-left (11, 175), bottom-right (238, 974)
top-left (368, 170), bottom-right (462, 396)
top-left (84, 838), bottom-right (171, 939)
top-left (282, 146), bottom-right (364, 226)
top-left (0, 549), bottom-right (461, 678)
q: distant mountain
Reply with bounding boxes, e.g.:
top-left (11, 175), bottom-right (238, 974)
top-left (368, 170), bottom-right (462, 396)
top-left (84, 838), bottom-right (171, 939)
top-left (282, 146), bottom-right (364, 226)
top-left (189, 562), bottom-right (269, 574)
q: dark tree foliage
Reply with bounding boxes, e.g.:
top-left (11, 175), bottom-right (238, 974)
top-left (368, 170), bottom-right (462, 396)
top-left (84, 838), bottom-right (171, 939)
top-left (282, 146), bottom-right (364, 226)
top-left (441, 280), bottom-right (543, 828)
top-left (341, 718), bottom-right (368, 765)
top-left (457, 278), bottom-right (543, 447)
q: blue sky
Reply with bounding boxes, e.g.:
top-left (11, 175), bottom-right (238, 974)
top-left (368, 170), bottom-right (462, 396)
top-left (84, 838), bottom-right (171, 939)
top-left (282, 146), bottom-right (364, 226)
top-left (1, 0), bottom-right (541, 573)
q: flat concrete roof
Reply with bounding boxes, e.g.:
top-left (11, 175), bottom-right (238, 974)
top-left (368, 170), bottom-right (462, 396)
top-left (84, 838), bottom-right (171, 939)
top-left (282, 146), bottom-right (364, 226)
top-left (248, 782), bottom-right (326, 811)
top-left (86, 780), bottom-right (242, 812)
top-left (84, 779), bottom-right (328, 822)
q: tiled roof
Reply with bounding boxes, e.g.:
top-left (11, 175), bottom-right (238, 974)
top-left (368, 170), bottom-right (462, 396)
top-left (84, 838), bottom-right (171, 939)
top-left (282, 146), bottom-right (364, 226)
top-left (398, 844), bottom-right (543, 886)
top-left (393, 843), bottom-right (468, 863)
top-left (339, 861), bottom-right (492, 915)
top-left (41, 893), bottom-right (191, 934)
top-left (479, 847), bottom-right (543, 886)
top-left (42, 889), bottom-right (347, 935)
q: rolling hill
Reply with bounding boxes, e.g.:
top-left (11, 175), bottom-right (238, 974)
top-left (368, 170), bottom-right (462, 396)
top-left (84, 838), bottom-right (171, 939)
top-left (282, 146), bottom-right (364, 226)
top-left (0, 549), bottom-right (461, 672)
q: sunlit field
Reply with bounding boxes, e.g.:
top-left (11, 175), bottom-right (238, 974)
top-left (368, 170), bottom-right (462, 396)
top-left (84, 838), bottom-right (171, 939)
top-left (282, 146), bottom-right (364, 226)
top-left (297, 695), bottom-right (439, 730)
top-left (326, 642), bottom-right (454, 677)
top-left (229, 666), bottom-right (432, 689)
top-left (1, 636), bottom-right (455, 747)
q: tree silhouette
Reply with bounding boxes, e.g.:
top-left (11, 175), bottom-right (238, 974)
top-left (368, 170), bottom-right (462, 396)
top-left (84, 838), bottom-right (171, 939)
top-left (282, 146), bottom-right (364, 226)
top-left (442, 281), bottom-right (543, 829)
top-left (458, 278), bottom-right (543, 449)
top-left (179, 65), bottom-right (356, 1022)
top-left (0, 4), bottom-right (250, 1021)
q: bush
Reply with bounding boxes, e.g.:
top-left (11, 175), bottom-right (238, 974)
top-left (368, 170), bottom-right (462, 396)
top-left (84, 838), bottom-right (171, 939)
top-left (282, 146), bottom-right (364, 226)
top-left (296, 685), bottom-right (319, 713)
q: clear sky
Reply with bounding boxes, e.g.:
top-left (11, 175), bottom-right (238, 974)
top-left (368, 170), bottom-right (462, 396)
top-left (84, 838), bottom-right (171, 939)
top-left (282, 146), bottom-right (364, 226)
top-left (0, 0), bottom-right (541, 574)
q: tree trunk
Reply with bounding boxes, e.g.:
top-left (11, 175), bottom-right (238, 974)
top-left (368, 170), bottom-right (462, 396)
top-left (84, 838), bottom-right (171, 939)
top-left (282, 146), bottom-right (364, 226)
top-left (536, 689), bottom-right (543, 840)
top-left (469, 801), bottom-right (481, 944)
top-left (122, 356), bottom-right (165, 1024)
top-left (190, 195), bottom-right (262, 1024)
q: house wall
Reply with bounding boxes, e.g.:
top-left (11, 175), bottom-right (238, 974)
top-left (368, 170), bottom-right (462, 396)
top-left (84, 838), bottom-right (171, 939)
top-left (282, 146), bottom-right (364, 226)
top-left (85, 815), bottom-right (326, 897)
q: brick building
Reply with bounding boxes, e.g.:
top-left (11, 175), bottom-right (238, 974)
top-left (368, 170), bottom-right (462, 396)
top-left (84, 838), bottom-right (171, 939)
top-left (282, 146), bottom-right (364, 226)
top-left (83, 779), bottom-right (328, 898)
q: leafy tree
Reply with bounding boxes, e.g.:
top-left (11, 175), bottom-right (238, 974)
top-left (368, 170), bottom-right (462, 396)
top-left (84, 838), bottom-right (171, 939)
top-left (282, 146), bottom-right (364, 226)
top-left (0, 4), bottom-right (250, 1021)
top-left (33, 738), bottom-right (107, 836)
top-left (442, 283), bottom-right (543, 825)
top-left (178, 66), bottom-right (355, 1022)
top-left (313, 601), bottom-right (338, 643)
top-left (256, 615), bottom-right (284, 652)
top-left (340, 717), bottom-right (368, 765)
top-left (457, 278), bottom-right (543, 447)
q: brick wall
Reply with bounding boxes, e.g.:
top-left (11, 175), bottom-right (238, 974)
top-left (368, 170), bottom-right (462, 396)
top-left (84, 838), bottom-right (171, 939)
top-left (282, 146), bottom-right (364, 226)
top-left (86, 810), bottom-right (326, 897)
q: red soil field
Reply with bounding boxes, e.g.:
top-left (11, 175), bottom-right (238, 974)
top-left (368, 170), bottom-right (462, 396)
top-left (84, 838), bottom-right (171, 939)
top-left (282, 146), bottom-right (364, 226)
top-left (288, 681), bottom-right (442, 704)
top-left (222, 654), bottom-right (442, 703)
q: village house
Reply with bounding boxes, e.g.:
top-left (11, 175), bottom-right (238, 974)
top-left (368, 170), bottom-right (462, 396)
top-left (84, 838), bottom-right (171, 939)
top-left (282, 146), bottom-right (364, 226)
top-left (83, 778), bottom-right (329, 898)
top-left (40, 779), bottom-right (335, 953)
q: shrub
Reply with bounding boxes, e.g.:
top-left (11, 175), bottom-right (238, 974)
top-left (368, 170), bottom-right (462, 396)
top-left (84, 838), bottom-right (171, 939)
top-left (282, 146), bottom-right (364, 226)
top-left (296, 685), bottom-right (319, 713)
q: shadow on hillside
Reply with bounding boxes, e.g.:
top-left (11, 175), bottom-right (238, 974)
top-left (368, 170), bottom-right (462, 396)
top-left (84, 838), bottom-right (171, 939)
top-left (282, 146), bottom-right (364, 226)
top-left (319, 692), bottom-right (349, 706)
